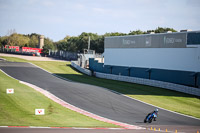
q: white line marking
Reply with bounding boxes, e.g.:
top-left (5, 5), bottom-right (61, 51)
top-left (17, 62), bottom-right (200, 120)
top-left (0, 58), bottom-right (6, 61)
top-left (1, 61), bottom-right (199, 128)
top-left (94, 78), bottom-right (200, 121)
top-left (123, 94), bottom-right (200, 120)
top-left (29, 126), bottom-right (51, 129)
top-left (0, 69), bottom-right (143, 129)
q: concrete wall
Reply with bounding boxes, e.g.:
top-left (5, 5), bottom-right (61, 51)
top-left (104, 47), bottom-right (200, 72)
top-left (95, 72), bottom-right (200, 97)
top-left (71, 61), bottom-right (91, 76)
top-left (89, 58), bottom-right (200, 87)
top-left (71, 60), bottom-right (200, 96)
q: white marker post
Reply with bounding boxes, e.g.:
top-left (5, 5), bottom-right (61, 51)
top-left (7, 89), bottom-right (14, 94)
top-left (35, 109), bottom-right (45, 115)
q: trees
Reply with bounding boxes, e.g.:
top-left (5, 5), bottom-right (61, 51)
top-left (0, 27), bottom-right (178, 54)
top-left (6, 33), bottom-right (30, 47)
top-left (42, 37), bottom-right (55, 55)
top-left (28, 34), bottom-right (39, 48)
top-left (147, 27), bottom-right (177, 33)
top-left (104, 32), bottom-right (127, 37)
top-left (55, 27), bottom-right (178, 54)
top-left (128, 30), bottom-right (146, 35)
top-left (56, 33), bottom-right (101, 53)
top-left (0, 33), bottom-right (30, 47)
top-left (56, 36), bottom-right (79, 52)
top-left (0, 36), bottom-right (8, 47)
top-left (0, 37), bottom-right (2, 48)
top-left (90, 35), bottom-right (104, 53)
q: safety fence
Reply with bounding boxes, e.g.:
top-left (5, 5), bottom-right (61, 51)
top-left (49, 50), bottom-right (78, 61)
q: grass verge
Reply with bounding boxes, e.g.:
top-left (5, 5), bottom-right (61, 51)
top-left (1, 56), bottom-right (200, 119)
top-left (0, 63), bottom-right (119, 127)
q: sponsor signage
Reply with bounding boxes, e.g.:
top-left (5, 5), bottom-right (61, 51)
top-left (105, 32), bottom-right (187, 48)
top-left (5, 46), bottom-right (20, 51)
top-left (4, 46), bottom-right (43, 53)
top-left (35, 109), bottom-right (45, 115)
top-left (7, 88), bottom-right (14, 94)
top-left (22, 47), bottom-right (42, 53)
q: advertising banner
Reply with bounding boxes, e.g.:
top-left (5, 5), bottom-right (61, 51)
top-left (105, 32), bottom-right (187, 48)
top-left (22, 47), bottom-right (42, 53)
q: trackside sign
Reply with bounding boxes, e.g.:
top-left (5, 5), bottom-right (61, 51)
top-left (35, 109), bottom-right (45, 115)
top-left (7, 89), bottom-right (14, 94)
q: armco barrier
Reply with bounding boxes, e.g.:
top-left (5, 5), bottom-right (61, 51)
top-left (71, 61), bottom-right (92, 76)
top-left (94, 72), bottom-right (200, 97)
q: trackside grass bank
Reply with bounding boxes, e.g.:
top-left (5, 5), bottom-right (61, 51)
top-left (1, 56), bottom-right (200, 119)
top-left (0, 70), bottom-right (119, 127)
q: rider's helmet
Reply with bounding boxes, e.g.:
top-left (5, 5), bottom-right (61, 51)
top-left (155, 108), bottom-right (158, 112)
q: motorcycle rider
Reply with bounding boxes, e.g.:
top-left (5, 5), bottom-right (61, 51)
top-left (152, 108), bottom-right (158, 121)
top-left (144, 108), bottom-right (159, 123)
top-left (146, 108), bottom-right (158, 121)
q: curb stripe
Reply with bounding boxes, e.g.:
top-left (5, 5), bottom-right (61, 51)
top-left (0, 126), bottom-right (128, 130)
top-left (8, 126), bottom-right (29, 128)
top-left (19, 81), bottom-right (143, 129)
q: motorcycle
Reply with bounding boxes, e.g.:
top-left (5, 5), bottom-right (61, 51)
top-left (144, 112), bottom-right (157, 123)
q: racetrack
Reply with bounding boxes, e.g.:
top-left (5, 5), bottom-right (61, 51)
top-left (0, 61), bottom-right (200, 130)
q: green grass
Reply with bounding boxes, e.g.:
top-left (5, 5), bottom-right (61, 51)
top-left (1, 56), bottom-right (200, 119)
top-left (0, 56), bottom-right (28, 62)
top-left (0, 70), bottom-right (119, 127)
top-left (32, 61), bottom-right (200, 118)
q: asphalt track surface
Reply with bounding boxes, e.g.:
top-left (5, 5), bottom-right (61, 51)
top-left (0, 61), bottom-right (200, 132)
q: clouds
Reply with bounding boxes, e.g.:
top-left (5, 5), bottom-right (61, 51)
top-left (0, 0), bottom-right (200, 41)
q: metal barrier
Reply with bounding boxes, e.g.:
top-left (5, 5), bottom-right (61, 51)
top-left (71, 61), bottom-right (92, 76)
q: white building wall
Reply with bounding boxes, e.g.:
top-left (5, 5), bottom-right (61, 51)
top-left (104, 47), bottom-right (200, 72)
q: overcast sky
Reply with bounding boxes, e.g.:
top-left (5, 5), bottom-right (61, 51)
top-left (0, 0), bottom-right (200, 41)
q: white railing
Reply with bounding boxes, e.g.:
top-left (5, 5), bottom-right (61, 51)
top-left (71, 61), bottom-right (92, 76)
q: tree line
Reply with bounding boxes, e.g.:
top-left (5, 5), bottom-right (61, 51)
top-left (0, 33), bottom-right (55, 54)
top-left (0, 27), bottom-right (177, 54)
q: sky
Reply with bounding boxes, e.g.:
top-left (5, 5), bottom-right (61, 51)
top-left (0, 0), bottom-right (200, 41)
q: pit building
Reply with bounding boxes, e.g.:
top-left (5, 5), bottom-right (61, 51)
top-left (89, 31), bottom-right (200, 88)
